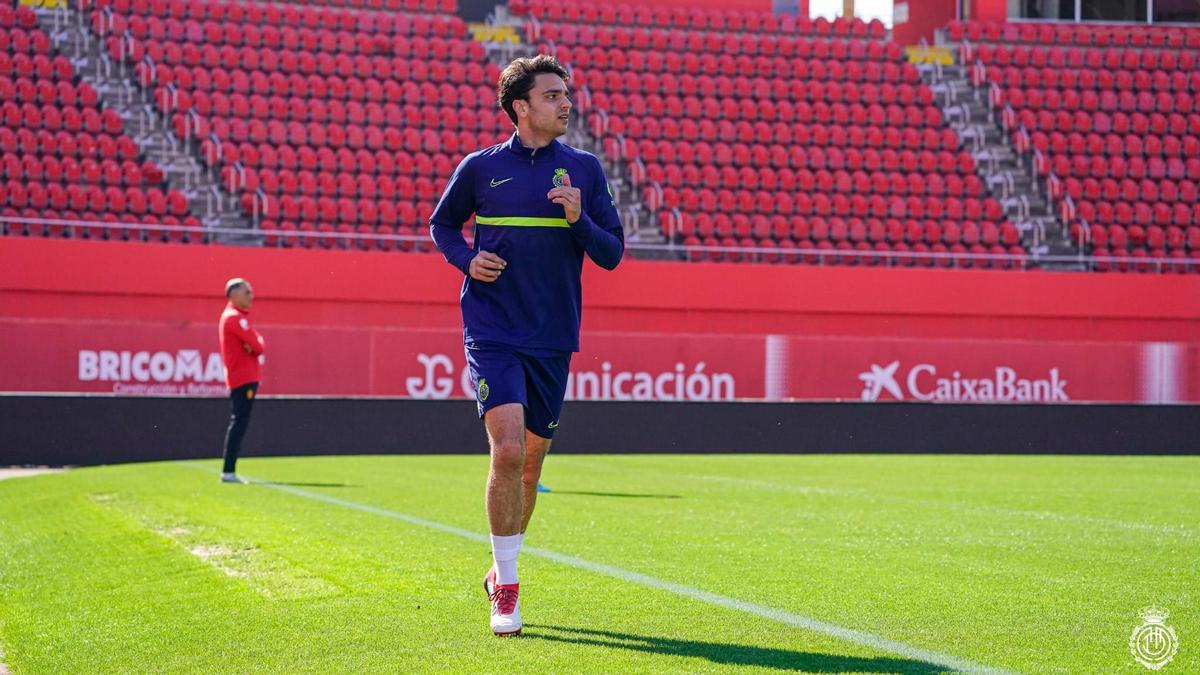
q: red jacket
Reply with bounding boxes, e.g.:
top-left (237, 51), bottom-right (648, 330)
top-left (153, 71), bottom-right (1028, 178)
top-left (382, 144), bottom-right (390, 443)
top-left (219, 302), bottom-right (264, 390)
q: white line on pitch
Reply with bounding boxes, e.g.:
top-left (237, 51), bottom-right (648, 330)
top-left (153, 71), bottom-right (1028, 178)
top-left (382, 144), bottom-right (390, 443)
top-left (179, 461), bottom-right (1014, 675)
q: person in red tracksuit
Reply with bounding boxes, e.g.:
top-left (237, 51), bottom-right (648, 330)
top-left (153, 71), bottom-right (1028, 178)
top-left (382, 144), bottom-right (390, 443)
top-left (218, 277), bottom-right (264, 483)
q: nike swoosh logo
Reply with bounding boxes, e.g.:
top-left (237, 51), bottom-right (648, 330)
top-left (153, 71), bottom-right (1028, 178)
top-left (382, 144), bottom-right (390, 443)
top-left (490, 178), bottom-right (514, 187)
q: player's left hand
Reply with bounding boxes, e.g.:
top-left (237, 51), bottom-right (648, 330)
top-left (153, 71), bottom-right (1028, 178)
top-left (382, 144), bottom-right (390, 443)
top-left (547, 173), bottom-right (582, 224)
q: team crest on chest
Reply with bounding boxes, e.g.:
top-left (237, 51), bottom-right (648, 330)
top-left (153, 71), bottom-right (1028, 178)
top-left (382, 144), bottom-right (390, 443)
top-left (552, 168), bottom-right (568, 187)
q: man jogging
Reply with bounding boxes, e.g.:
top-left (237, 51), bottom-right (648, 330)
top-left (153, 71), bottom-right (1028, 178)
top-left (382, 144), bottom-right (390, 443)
top-left (218, 277), bottom-right (264, 484)
top-left (429, 55), bottom-right (624, 636)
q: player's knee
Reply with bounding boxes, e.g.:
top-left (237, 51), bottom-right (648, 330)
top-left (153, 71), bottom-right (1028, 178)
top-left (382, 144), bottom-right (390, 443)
top-left (522, 447), bottom-right (547, 477)
top-left (491, 440), bottom-right (525, 474)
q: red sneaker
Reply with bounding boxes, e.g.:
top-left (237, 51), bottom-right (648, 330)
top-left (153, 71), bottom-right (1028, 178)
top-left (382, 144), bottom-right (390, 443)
top-left (489, 583), bottom-right (521, 636)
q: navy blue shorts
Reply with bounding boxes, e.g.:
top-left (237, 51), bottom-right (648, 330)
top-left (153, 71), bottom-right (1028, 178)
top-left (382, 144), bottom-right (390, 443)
top-left (465, 343), bottom-right (572, 439)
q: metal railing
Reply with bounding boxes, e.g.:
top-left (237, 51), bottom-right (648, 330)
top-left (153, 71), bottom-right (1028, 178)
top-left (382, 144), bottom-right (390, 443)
top-left (3, 216), bottom-right (1196, 273)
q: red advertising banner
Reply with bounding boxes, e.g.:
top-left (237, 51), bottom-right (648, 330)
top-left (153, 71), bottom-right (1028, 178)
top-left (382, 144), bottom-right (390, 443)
top-left (0, 319), bottom-right (1194, 404)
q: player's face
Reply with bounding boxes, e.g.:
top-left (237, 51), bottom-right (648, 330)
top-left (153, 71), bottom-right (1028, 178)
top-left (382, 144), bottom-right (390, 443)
top-left (521, 73), bottom-right (571, 138)
top-left (232, 283), bottom-right (254, 309)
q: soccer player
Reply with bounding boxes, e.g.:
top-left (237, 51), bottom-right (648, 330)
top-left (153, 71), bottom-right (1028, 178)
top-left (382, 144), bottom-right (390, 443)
top-left (218, 277), bottom-right (265, 484)
top-left (429, 55), bottom-right (624, 636)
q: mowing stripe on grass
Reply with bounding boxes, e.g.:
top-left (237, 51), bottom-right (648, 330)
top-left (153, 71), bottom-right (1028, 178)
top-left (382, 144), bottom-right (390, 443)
top-left (178, 462), bottom-right (1012, 675)
top-left (675, 472), bottom-right (1195, 536)
top-left (90, 493), bottom-right (341, 600)
top-left (564, 459), bottom-right (1193, 537)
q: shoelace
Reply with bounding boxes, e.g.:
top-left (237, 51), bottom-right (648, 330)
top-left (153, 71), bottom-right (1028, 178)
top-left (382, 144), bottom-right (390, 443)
top-left (489, 586), bottom-right (518, 615)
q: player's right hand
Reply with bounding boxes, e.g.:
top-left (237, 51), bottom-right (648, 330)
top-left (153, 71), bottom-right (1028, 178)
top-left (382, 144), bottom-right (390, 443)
top-left (469, 250), bottom-right (507, 282)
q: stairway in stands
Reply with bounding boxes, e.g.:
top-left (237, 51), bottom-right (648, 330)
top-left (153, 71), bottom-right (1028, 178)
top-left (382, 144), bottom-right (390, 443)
top-left (920, 53), bottom-right (1079, 269)
top-left (33, 3), bottom-right (243, 241)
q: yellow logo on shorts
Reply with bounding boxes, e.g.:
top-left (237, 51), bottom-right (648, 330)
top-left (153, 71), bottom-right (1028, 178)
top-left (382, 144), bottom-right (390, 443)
top-left (548, 421), bottom-right (558, 429)
top-left (246, 389), bottom-right (254, 400)
top-left (477, 378), bottom-right (489, 402)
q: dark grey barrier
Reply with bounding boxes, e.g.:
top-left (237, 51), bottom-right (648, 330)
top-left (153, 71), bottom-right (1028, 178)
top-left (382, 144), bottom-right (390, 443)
top-left (0, 395), bottom-right (1197, 466)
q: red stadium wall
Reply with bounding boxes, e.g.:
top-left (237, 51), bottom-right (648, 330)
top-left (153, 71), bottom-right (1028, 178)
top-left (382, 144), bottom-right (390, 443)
top-left (891, 0), bottom-right (956, 45)
top-left (970, 0), bottom-right (1008, 22)
top-left (610, 0), bottom-right (776, 10)
top-left (2, 238), bottom-right (1199, 402)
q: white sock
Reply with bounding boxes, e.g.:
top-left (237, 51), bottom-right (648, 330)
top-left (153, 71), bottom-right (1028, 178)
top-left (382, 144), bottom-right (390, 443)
top-left (491, 533), bottom-right (523, 586)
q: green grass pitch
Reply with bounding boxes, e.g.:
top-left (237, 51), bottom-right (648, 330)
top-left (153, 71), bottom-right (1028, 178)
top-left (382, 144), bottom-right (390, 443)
top-left (0, 454), bottom-right (1196, 673)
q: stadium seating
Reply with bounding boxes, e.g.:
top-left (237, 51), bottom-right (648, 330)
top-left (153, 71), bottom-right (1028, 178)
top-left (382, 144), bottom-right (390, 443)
top-left (19, 0), bottom-right (1186, 272)
top-left (954, 20), bottom-right (1200, 272)
top-left (515, 0), bottom-right (1021, 268)
top-left (89, 0), bottom-right (506, 251)
top-left (0, 3), bottom-right (192, 242)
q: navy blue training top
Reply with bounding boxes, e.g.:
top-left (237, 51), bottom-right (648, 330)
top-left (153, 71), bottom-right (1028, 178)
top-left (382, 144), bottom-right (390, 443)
top-left (429, 133), bottom-right (625, 353)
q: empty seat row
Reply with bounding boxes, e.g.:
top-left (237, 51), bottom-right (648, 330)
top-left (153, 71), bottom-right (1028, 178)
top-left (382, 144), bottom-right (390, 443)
top-left (672, 214), bottom-right (1019, 247)
top-left (1057, 176), bottom-right (1199, 203)
top-left (569, 53), bottom-right (917, 85)
top-left (540, 25), bottom-right (895, 59)
top-left (513, 0), bottom-right (886, 39)
top-left (117, 34), bottom-right (484, 71)
top-left (2, 209), bottom-right (205, 244)
top-left (171, 99), bottom-right (508, 134)
top-left (633, 164), bottom-right (984, 197)
top-left (678, 235), bottom-right (1032, 270)
top-left (1, 183), bottom-right (188, 215)
top-left (1072, 199), bottom-right (1200, 228)
top-left (89, 0), bottom-right (458, 34)
top-left (1077, 223), bottom-right (1200, 250)
top-left (1, 156), bottom-right (163, 187)
top-left (0, 128), bottom-right (140, 161)
top-left (658, 191), bottom-right (1003, 221)
top-left (195, 119), bottom-right (501, 155)
top-left (0, 6), bottom-right (40, 30)
top-left (146, 66), bottom-right (492, 106)
top-left (609, 121), bottom-right (959, 151)
top-left (196, 136), bottom-right (501, 174)
top-left (260, 220), bottom-right (438, 252)
top-left (136, 45), bottom-right (490, 80)
top-left (970, 43), bottom-right (1199, 71)
top-left (987, 65), bottom-right (1200, 93)
top-left (949, 20), bottom-right (1200, 49)
top-left (2, 102), bottom-right (124, 134)
top-left (1029, 129), bottom-right (1200, 157)
top-left (619, 140), bottom-right (976, 175)
top-left (999, 87), bottom-right (1200, 117)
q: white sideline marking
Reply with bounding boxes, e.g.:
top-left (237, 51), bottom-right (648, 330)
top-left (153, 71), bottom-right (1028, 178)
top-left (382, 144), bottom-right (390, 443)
top-left (179, 462), bottom-right (1013, 674)
top-left (0, 468), bottom-right (64, 481)
top-left (0, 643), bottom-right (10, 675)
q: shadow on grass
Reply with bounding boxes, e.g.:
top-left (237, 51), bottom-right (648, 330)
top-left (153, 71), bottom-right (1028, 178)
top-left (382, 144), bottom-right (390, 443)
top-left (548, 490), bottom-right (682, 499)
top-left (522, 625), bottom-right (949, 673)
top-left (252, 481), bottom-right (359, 488)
